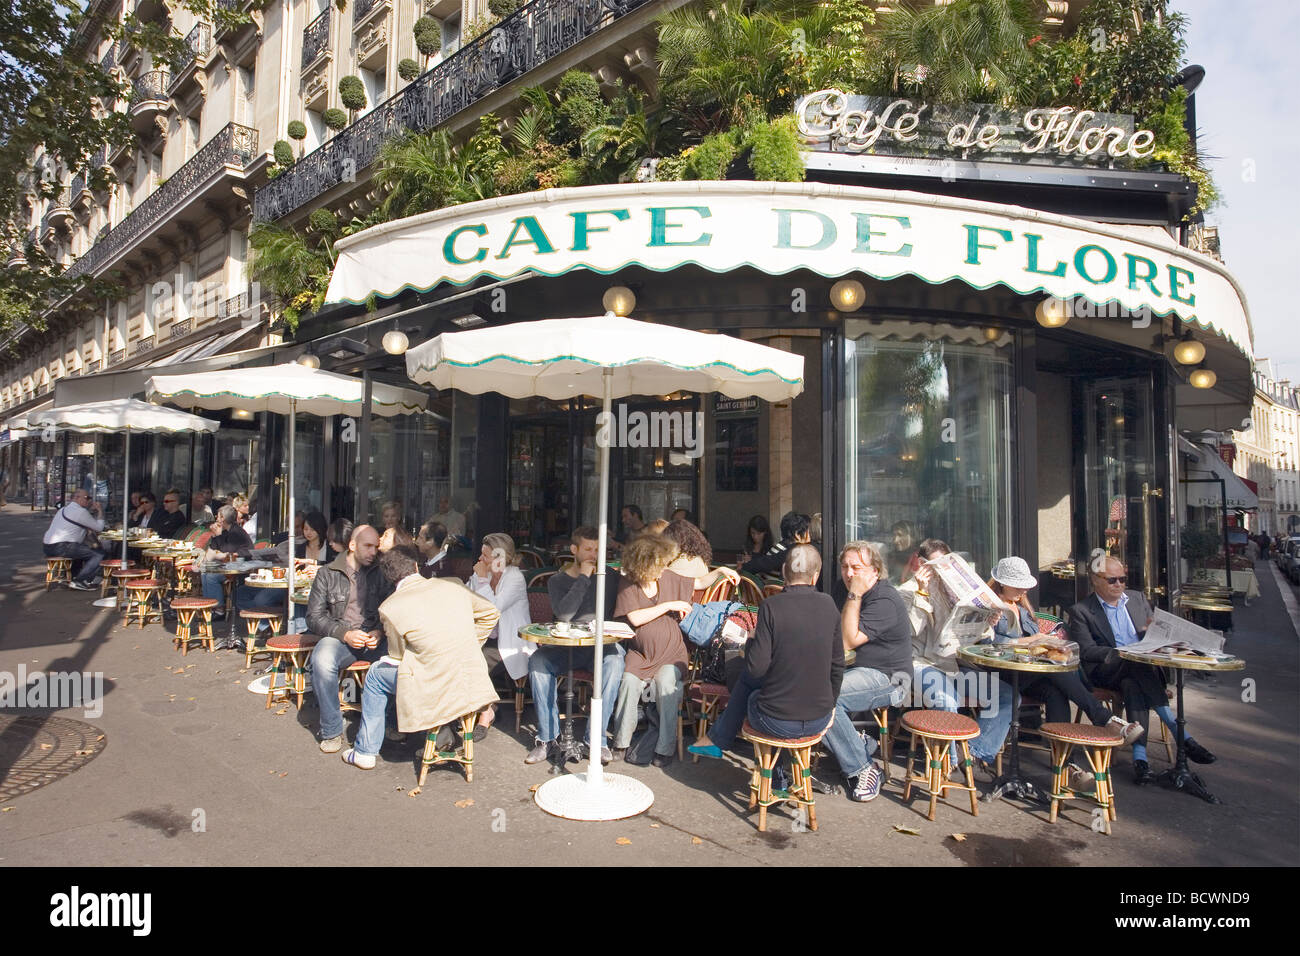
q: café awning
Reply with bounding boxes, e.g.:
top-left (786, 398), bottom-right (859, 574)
top-left (1179, 436), bottom-right (1259, 510)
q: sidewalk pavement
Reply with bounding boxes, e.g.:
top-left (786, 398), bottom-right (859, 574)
top-left (1, 501), bottom-right (1297, 866)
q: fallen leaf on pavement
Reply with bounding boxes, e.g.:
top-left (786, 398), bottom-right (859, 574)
top-left (691, 837), bottom-right (703, 845)
top-left (649, 823), bottom-right (660, 828)
top-left (893, 826), bottom-right (920, 836)
top-left (186, 697), bottom-right (195, 701)
top-left (274, 707), bottom-right (287, 715)
top-left (950, 833), bottom-right (967, 842)
top-left (454, 798), bottom-right (474, 808)
top-left (395, 787), bottom-right (405, 792)
top-left (95, 735), bottom-right (105, 741)
top-left (1, 807), bottom-right (13, 812)
top-left (279, 772), bottom-right (288, 778)
top-left (528, 784), bottom-right (540, 793)
top-left (407, 788), bottom-right (421, 798)
top-left (615, 837), bottom-right (631, 845)
top-left (39, 744), bottom-right (52, 750)
top-left (74, 749), bottom-right (94, 756)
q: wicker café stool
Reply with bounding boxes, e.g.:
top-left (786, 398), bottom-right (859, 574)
top-left (871, 706), bottom-right (894, 782)
top-left (1076, 687), bottom-right (1175, 762)
top-left (901, 710), bottom-right (980, 821)
top-left (239, 610), bottom-right (283, 668)
top-left (419, 712), bottom-right (478, 785)
top-left (111, 568), bottom-right (150, 605)
top-left (171, 597), bottom-right (219, 654)
top-left (172, 561), bottom-right (195, 597)
top-left (264, 633), bottom-right (320, 710)
top-left (99, 559), bottom-right (136, 598)
top-left (339, 660), bottom-right (372, 715)
top-left (740, 719), bottom-right (828, 833)
top-left (688, 682), bottom-right (731, 764)
top-left (45, 557), bottom-right (73, 590)
top-left (1039, 722), bottom-right (1123, 835)
top-left (122, 579), bottom-right (165, 629)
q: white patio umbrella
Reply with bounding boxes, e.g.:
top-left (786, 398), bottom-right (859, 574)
top-left (145, 364), bottom-right (429, 620)
top-left (29, 399), bottom-right (220, 606)
top-left (406, 314), bottom-right (804, 821)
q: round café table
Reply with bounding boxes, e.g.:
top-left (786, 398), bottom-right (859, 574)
top-left (1119, 647), bottom-right (1245, 804)
top-left (958, 644), bottom-right (1080, 804)
top-left (519, 623), bottom-right (627, 774)
top-left (195, 560), bottom-right (270, 640)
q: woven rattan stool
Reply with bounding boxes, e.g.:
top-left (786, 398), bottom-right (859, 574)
top-left (340, 660), bottom-right (371, 715)
top-left (265, 633), bottom-right (320, 710)
top-left (172, 561), bottom-right (195, 597)
top-left (741, 719), bottom-right (828, 833)
top-left (419, 713), bottom-right (478, 785)
top-left (901, 710), bottom-right (980, 821)
top-left (171, 596), bottom-right (219, 654)
top-left (688, 682), bottom-right (730, 764)
top-left (45, 558), bottom-right (73, 590)
top-left (1075, 687), bottom-right (1174, 762)
top-left (99, 559), bottom-right (136, 598)
top-left (239, 610), bottom-right (283, 668)
top-left (111, 568), bottom-right (150, 606)
top-left (1040, 721), bottom-right (1123, 835)
top-left (122, 579), bottom-right (165, 628)
top-left (871, 706), bottom-right (894, 782)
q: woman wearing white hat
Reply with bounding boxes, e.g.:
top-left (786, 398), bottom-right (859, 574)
top-left (987, 556), bottom-right (1143, 777)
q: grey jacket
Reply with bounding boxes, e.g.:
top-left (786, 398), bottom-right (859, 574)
top-left (305, 552), bottom-right (392, 641)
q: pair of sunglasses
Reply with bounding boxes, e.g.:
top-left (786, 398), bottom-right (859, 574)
top-left (1102, 575), bottom-right (1126, 584)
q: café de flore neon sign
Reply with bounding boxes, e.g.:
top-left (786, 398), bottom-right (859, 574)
top-left (794, 89), bottom-right (1156, 162)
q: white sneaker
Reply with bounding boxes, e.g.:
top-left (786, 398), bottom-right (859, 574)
top-left (341, 748), bottom-right (375, 770)
top-left (1067, 763), bottom-right (1095, 791)
top-left (1108, 715), bottom-right (1144, 746)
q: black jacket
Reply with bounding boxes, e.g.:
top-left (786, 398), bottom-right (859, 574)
top-left (144, 507), bottom-right (187, 540)
top-left (305, 552), bottom-right (392, 642)
top-left (1066, 590), bottom-right (1154, 668)
top-left (746, 585), bottom-right (845, 722)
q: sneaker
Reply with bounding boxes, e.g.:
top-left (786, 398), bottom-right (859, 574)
top-left (341, 748), bottom-right (375, 770)
top-left (848, 763), bottom-right (883, 802)
top-left (319, 734), bottom-right (345, 754)
top-left (1067, 763), bottom-right (1095, 791)
top-left (651, 752), bottom-right (674, 769)
top-left (1108, 715), bottom-right (1144, 746)
top-left (384, 727), bottom-right (405, 744)
top-left (524, 741), bottom-right (552, 765)
top-left (68, 580), bottom-right (96, 591)
top-left (600, 746), bottom-right (613, 765)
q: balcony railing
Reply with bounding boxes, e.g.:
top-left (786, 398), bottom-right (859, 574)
top-left (257, 0), bottom-right (654, 222)
top-left (100, 47), bottom-right (116, 73)
top-left (85, 359), bottom-right (101, 374)
top-left (71, 172), bottom-right (87, 199)
top-left (131, 336), bottom-right (156, 356)
top-left (130, 70), bottom-right (171, 107)
top-left (170, 317), bottom-right (194, 339)
top-left (353, 0), bottom-right (384, 24)
top-left (109, 348), bottom-right (126, 365)
top-left (302, 9), bottom-right (331, 68)
top-left (66, 123), bottom-right (260, 280)
top-left (171, 23), bottom-right (212, 76)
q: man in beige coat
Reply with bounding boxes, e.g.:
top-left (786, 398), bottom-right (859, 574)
top-left (341, 546), bottom-right (500, 770)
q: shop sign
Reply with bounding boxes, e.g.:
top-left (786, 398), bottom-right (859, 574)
top-left (1218, 443), bottom-right (1236, 467)
top-left (714, 395), bottom-right (759, 417)
top-left (794, 89), bottom-right (1155, 163)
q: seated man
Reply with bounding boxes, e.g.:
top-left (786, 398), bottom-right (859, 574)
top-left (42, 488), bottom-right (106, 590)
top-left (820, 541), bottom-right (914, 802)
top-left (741, 511), bottom-right (810, 578)
top-left (199, 505), bottom-right (255, 634)
top-left (526, 526), bottom-right (626, 765)
top-left (689, 544), bottom-right (843, 764)
top-left (415, 520), bottom-right (456, 578)
top-left (145, 489), bottom-right (188, 540)
top-left (342, 546), bottom-right (500, 770)
top-left (1068, 550), bottom-right (1215, 785)
top-left (306, 525), bottom-right (392, 753)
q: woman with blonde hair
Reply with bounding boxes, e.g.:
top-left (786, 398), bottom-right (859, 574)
top-left (468, 532), bottom-right (533, 711)
top-left (611, 533), bottom-right (694, 767)
top-left (379, 501), bottom-right (414, 552)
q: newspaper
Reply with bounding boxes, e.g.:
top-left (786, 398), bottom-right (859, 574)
top-left (1124, 608), bottom-right (1228, 658)
top-left (926, 553), bottom-right (1008, 647)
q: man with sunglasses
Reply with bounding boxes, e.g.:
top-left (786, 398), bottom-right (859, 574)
top-left (143, 489), bottom-right (188, 540)
top-left (42, 489), bottom-right (105, 590)
top-left (1067, 550), bottom-right (1216, 785)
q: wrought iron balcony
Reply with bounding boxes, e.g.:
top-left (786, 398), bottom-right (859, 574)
top-left (353, 0), bottom-right (386, 24)
top-left (170, 317), bottom-right (194, 339)
top-left (85, 359), bottom-right (101, 374)
top-left (258, 0), bottom-right (655, 222)
top-left (100, 47), bottom-right (116, 73)
top-left (302, 9), bottom-right (331, 68)
top-left (131, 336), bottom-right (156, 356)
top-left (70, 173), bottom-right (87, 199)
top-left (109, 348), bottom-right (126, 365)
top-left (171, 22), bottom-right (213, 77)
top-left (65, 123), bottom-right (260, 280)
top-left (130, 70), bottom-right (171, 111)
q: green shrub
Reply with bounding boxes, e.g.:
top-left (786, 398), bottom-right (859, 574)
top-left (413, 16), bottom-right (442, 57)
top-left (488, 0), bottom-right (521, 17)
top-left (746, 117), bottom-right (805, 182)
top-left (397, 58), bottom-right (420, 82)
top-left (554, 70), bottom-right (610, 148)
top-left (273, 140), bottom-right (295, 167)
top-left (307, 208), bottom-right (339, 236)
top-left (338, 75), bottom-right (366, 111)
top-left (286, 120), bottom-right (307, 140)
top-left (322, 108), bottom-right (348, 131)
top-left (684, 131), bottom-right (739, 180)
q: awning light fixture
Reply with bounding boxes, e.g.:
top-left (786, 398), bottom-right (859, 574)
top-left (602, 286), bottom-right (637, 317)
top-left (830, 279), bottom-right (866, 313)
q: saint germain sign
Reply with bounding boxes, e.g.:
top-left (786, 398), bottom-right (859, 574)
top-left (795, 89), bottom-right (1156, 164)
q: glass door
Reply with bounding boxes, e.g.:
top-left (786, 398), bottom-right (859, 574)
top-left (1079, 376), bottom-right (1164, 603)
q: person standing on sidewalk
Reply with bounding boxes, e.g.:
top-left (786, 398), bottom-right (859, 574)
top-left (42, 488), bottom-right (105, 590)
top-left (307, 525), bottom-right (392, 754)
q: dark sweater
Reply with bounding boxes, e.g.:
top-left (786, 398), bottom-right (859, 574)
top-left (747, 585), bottom-right (845, 722)
top-left (842, 578), bottom-right (913, 678)
top-left (741, 540), bottom-right (789, 578)
top-left (548, 568), bottom-right (621, 623)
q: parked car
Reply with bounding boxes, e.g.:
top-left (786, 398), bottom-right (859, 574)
top-left (1281, 538), bottom-right (1300, 584)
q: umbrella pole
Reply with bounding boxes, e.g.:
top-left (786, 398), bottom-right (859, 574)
top-left (287, 399), bottom-right (296, 624)
top-left (122, 428), bottom-right (130, 567)
top-left (587, 368), bottom-right (613, 789)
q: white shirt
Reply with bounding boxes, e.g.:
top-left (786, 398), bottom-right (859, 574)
top-left (44, 501), bottom-right (105, 545)
top-left (243, 513), bottom-right (258, 539)
top-left (431, 509), bottom-right (465, 538)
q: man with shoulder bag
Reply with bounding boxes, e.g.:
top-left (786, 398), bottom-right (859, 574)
top-left (43, 489), bottom-right (106, 590)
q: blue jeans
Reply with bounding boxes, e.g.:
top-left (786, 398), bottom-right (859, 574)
top-left (354, 660), bottom-right (398, 758)
top-left (912, 663), bottom-right (1013, 763)
top-left (201, 573), bottom-right (226, 605)
top-left (708, 670), bottom-right (834, 749)
top-left (45, 541), bottom-right (102, 585)
top-left (310, 636), bottom-right (380, 740)
top-left (823, 666), bottom-right (906, 780)
top-left (529, 643), bottom-right (625, 744)
top-left (200, 576), bottom-right (282, 613)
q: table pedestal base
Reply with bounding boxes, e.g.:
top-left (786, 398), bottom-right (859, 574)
top-left (549, 736), bottom-right (585, 774)
top-left (92, 597), bottom-right (118, 609)
top-left (985, 774), bottom-right (1048, 804)
top-left (534, 772), bottom-right (654, 821)
top-left (1157, 766), bottom-right (1220, 804)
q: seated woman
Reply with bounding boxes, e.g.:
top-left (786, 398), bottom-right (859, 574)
top-left (611, 534), bottom-right (694, 768)
top-left (466, 532), bottom-right (532, 730)
top-left (379, 501), bottom-right (414, 552)
top-left (664, 518), bottom-right (740, 594)
top-left (739, 515), bottom-right (774, 567)
top-left (296, 510), bottom-right (334, 564)
top-left (986, 557), bottom-right (1143, 775)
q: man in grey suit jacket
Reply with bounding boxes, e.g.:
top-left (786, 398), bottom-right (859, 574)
top-left (1067, 552), bottom-right (1217, 785)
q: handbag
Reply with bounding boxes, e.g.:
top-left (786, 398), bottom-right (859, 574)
top-left (60, 506), bottom-right (101, 549)
top-left (697, 606), bottom-right (757, 685)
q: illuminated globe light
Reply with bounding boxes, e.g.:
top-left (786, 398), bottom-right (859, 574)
top-left (983, 327), bottom-right (1001, 342)
top-left (1189, 368), bottom-right (1217, 389)
top-left (382, 329), bottom-right (409, 355)
top-left (830, 279), bottom-right (866, 313)
top-left (602, 286), bottom-right (636, 317)
top-left (1035, 296), bottom-right (1070, 328)
top-left (232, 409), bottom-right (254, 421)
top-left (1173, 338), bottom-right (1207, 365)
top-left (297, 353), bottom-right (320, 369)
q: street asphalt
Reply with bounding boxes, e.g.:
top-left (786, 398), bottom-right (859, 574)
top-left (1, 502), bottom-right (1296, 867)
